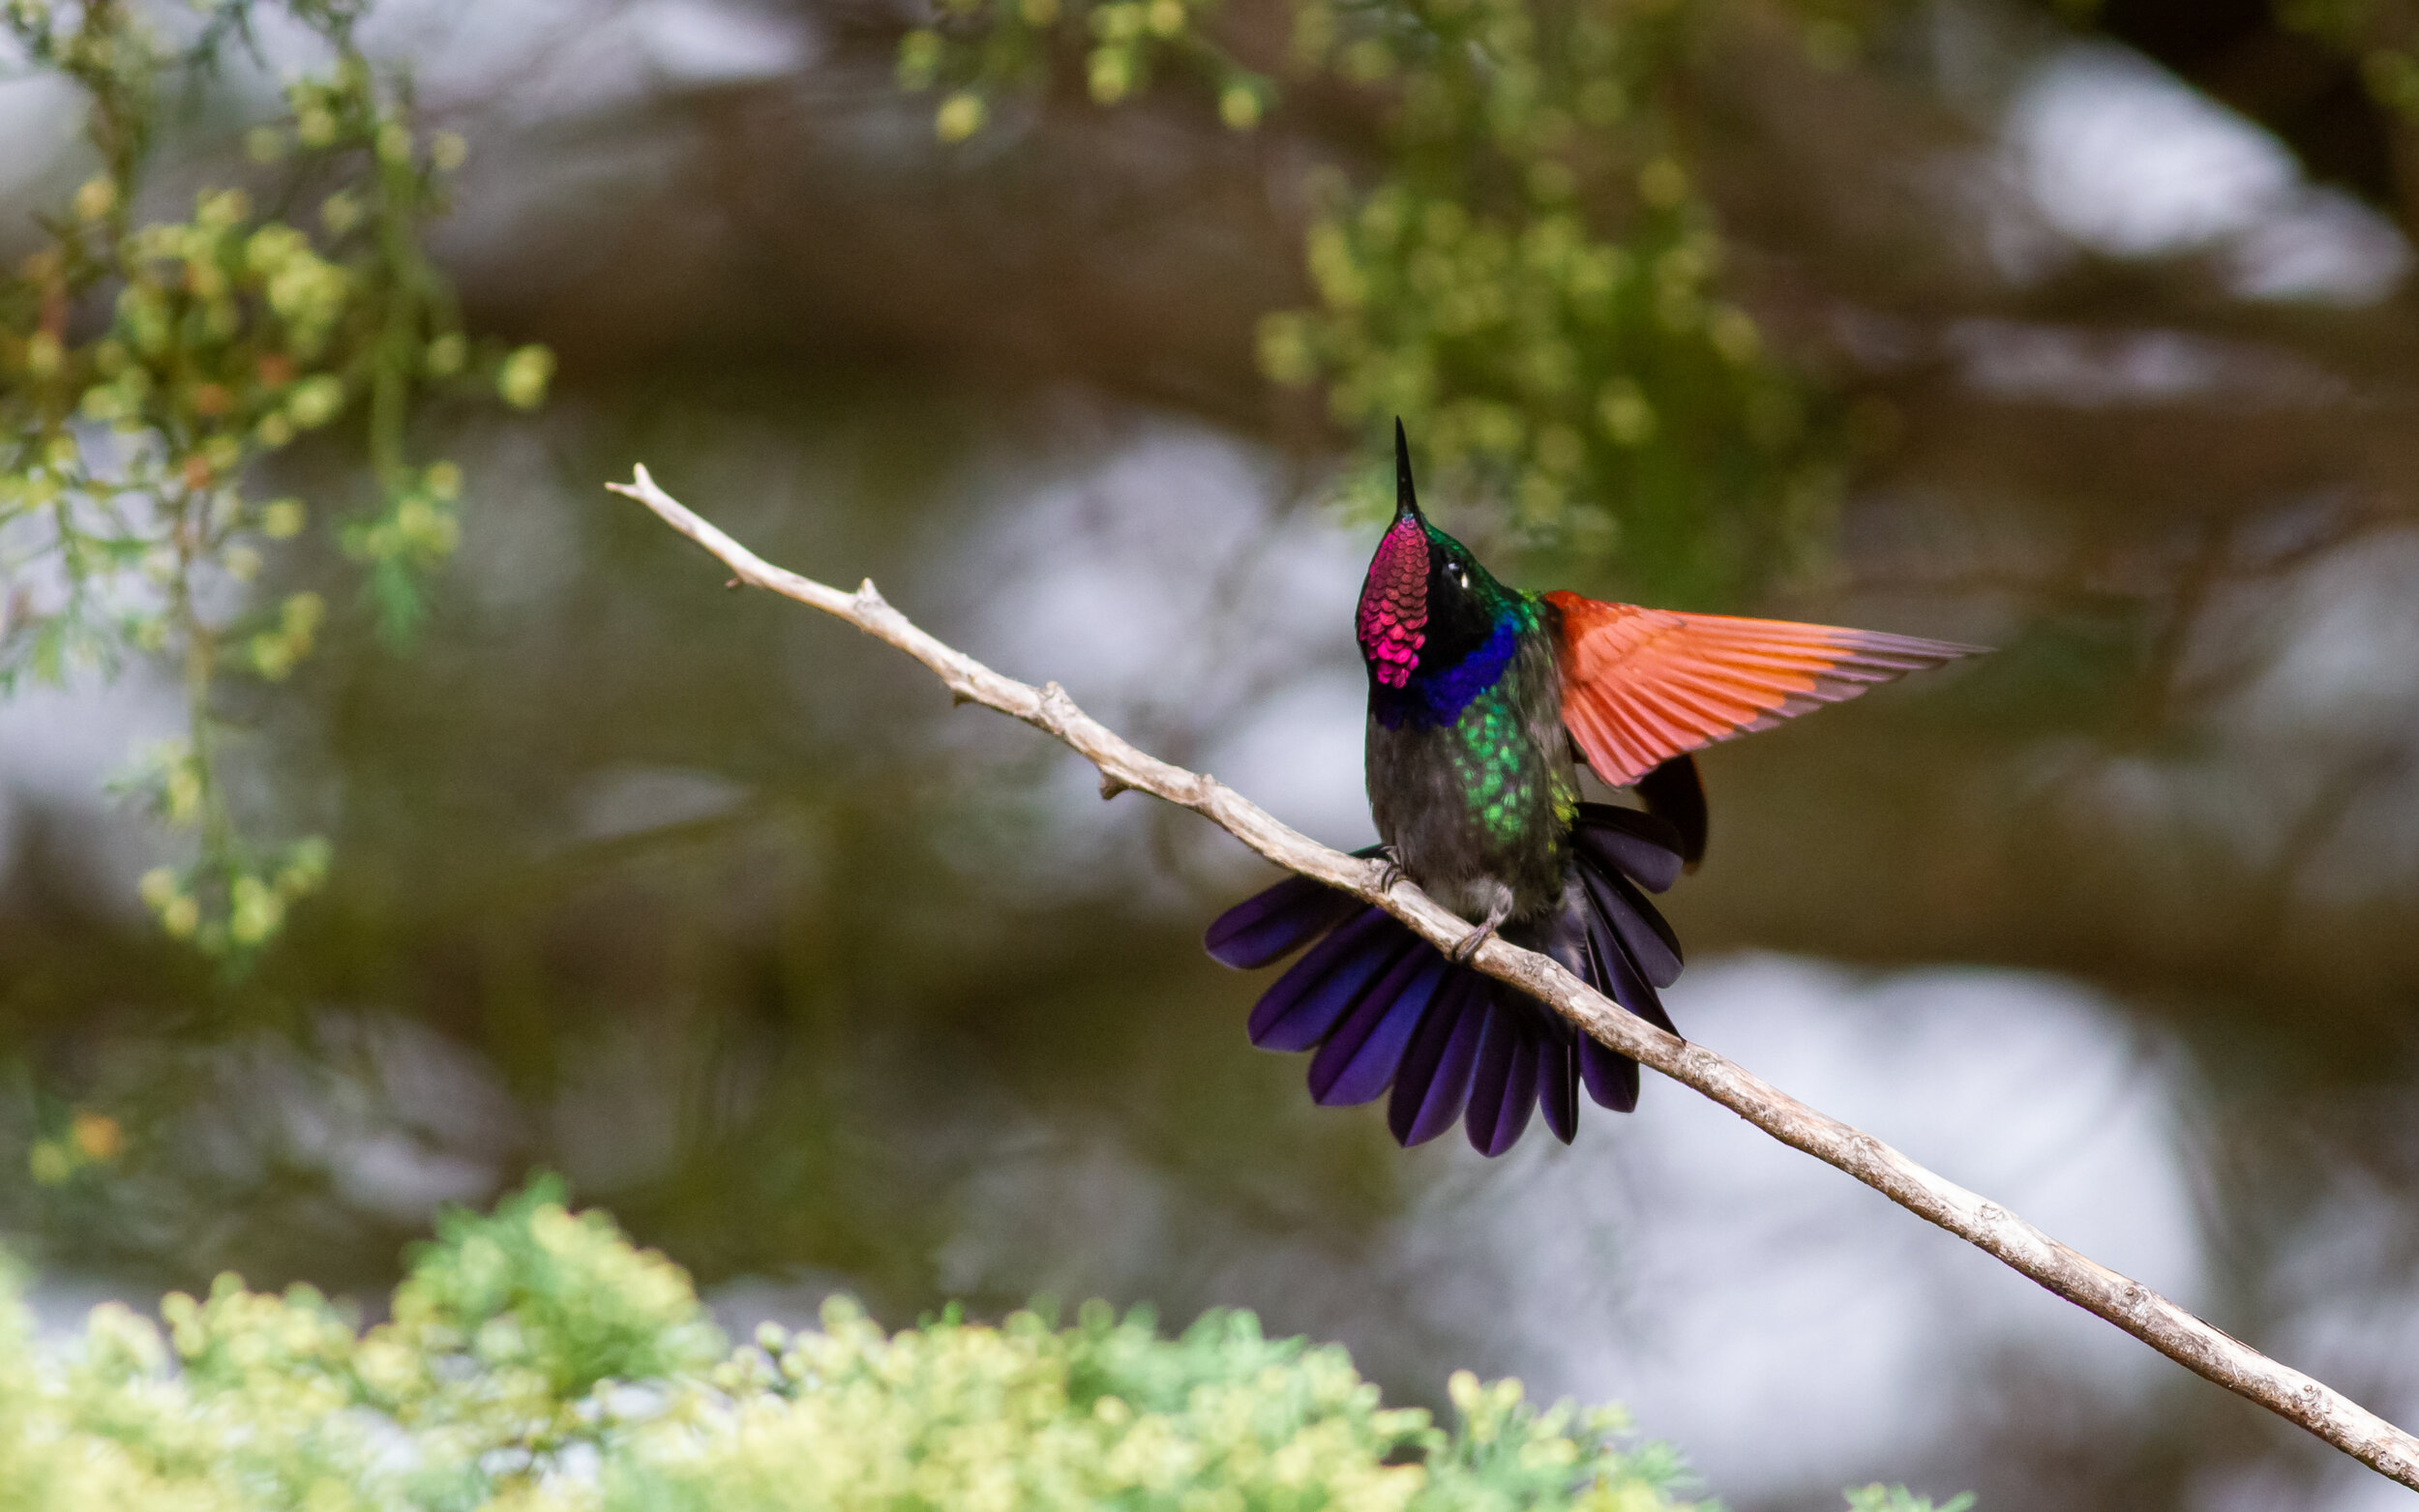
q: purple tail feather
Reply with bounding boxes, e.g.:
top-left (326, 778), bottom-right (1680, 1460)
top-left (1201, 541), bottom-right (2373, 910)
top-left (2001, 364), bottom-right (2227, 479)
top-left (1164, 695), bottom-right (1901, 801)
top-left (1202, 809), bottom-right (1687, 1157)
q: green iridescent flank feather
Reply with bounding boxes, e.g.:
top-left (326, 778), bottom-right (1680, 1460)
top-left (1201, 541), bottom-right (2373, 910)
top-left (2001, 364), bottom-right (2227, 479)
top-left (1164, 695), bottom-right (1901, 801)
top-left (1438, 592), bottom-right (1572, 849)
top-left (1448, 689), bottom-right (1529, 845)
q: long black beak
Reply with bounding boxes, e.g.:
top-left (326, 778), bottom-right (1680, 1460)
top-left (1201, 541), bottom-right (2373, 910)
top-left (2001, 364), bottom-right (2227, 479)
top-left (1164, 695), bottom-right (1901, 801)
top-left (1393, 417), bottom-right (1420, 520)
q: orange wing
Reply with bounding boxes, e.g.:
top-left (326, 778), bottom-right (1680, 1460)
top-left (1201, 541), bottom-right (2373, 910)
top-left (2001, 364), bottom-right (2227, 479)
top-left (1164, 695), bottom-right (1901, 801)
top-left (1546, 591), bottom-right (1984, 787)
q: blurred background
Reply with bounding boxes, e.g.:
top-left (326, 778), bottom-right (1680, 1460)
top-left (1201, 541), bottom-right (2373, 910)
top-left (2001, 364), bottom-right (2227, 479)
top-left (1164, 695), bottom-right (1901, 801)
top-left (7, 0), bottom-right (2419, 1506)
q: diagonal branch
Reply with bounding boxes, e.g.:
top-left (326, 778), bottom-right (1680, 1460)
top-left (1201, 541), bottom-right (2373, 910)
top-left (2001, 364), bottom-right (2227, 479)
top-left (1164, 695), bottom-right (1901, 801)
top-left (608, 462), bottom-right (2419, 1492)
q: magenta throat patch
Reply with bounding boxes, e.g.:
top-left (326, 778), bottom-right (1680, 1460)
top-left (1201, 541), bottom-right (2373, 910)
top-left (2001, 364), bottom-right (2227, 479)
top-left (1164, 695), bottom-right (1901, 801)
top-left (1358, 519), bottom-right (1429, 687)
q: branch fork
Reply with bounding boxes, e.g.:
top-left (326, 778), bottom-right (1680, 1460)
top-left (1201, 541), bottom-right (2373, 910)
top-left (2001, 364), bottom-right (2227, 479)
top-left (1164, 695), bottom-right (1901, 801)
top-left (608, 463), bottom-right (2419, 1492)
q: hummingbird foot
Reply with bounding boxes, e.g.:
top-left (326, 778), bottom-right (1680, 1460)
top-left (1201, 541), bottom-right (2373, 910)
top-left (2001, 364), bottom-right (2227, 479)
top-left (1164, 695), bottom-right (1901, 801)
top-left (1448, 897), bottom-right (1513, 964)
top-left (1372, 846), bottom-right (1405, 894)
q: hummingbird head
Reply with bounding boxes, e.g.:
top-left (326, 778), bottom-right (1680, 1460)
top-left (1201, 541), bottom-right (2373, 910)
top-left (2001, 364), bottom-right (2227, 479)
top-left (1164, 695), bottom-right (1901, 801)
top-left (1357, 420), bottom-right (1511, 697)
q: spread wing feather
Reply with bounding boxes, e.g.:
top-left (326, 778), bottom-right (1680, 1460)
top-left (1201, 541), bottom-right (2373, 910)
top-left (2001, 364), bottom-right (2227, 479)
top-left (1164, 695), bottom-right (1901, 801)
top-left (1546, 591), bottom-right (1984, 787)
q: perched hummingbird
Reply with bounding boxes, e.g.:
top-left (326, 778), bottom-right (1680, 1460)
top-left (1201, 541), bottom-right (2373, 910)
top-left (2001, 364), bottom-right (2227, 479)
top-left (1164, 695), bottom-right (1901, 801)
top-left (1206, 420), bottom-right (1980, 1155)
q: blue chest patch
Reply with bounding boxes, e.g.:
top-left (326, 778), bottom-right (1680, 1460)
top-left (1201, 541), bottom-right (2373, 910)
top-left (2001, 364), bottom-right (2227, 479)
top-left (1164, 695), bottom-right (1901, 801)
top-left (1373, 615), bottom-right (1521, 730)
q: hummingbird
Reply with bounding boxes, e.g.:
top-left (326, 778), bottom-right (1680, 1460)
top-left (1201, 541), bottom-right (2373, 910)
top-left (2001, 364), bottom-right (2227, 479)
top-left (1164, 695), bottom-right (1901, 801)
top-left (1206, 420), bottom-right (1981, 1156)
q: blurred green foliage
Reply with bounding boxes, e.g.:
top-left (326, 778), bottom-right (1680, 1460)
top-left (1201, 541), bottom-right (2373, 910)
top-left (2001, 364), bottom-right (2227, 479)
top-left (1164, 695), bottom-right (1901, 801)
top-left (900, 0), bottom-right (1875, 603)
top-left (1845, 1488), bottom-right (1976, 1512)
top-left (2274, 0), bottom-right (2419, 118)
top-left (0, 1178), bottom-right (1826, 1511)
top-left (0, 0), bottom-right (548, 955)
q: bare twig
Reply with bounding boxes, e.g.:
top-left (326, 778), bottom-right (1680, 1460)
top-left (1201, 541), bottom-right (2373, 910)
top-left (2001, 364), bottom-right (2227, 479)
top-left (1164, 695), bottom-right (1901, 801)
top-left (609, 462), bottom-right (2419, 1492)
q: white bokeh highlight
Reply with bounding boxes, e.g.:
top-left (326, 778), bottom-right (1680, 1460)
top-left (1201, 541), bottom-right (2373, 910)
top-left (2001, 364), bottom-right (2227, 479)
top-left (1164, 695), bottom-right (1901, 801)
top-left (2006, 43), bottom-right (2410, 304)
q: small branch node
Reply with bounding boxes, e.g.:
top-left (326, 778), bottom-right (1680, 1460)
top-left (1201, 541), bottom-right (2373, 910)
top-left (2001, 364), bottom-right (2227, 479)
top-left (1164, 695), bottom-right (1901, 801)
top-left (1099, 772), bottom-right (1132, 801)
top-left (1036, 681), bottom-right (1078, 728)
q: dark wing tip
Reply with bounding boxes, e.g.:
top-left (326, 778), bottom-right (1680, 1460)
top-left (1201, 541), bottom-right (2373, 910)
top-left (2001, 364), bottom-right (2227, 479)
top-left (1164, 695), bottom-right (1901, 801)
top-left (1829, 628), bottom-right (1992, 675)
top-left (1631, 754), bottom-right (1707, 870)
top-left (1573, 802), bottom-right (1687, 894)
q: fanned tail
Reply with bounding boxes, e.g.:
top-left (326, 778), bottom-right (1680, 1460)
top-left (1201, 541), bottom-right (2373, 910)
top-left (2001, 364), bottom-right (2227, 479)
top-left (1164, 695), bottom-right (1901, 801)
top-left (1202, 809), bottom-right (1686, 1157)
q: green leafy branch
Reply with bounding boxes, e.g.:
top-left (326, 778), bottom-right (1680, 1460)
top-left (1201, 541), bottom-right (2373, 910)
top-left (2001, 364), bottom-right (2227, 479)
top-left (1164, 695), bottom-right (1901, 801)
top-left (0, 1175), bottom-right (1974, 1509)
top-left (898, 0), bottom-right (1885, 603)
top-left (0, 0), bottom-right (551, 955)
